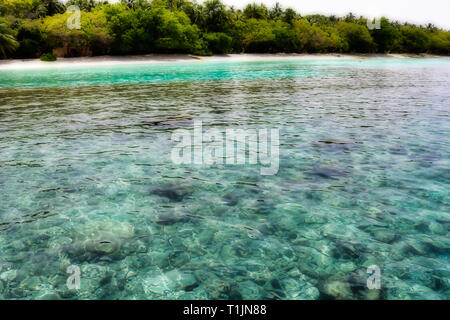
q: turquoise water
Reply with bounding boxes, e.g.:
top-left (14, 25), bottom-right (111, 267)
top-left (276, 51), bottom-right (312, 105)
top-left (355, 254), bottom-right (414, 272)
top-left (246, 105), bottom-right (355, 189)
top-left (0, 58), bottom-right (449, 299)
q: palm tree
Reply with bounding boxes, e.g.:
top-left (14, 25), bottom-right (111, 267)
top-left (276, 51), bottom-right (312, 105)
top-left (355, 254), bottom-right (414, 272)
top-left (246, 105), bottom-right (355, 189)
top-left (35, 0), bottom-right (66, 18)
top-left (269, 2), bottom-right (283, 20)
top-left (0, 19), bottom-right (19, 58)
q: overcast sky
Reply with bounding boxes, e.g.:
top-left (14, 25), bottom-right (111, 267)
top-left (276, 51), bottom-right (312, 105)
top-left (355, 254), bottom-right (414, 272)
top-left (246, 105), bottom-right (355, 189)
top-left (103, 0), bottom-right (450, 29)
top-left (223, 0), bottom-right (450, 29)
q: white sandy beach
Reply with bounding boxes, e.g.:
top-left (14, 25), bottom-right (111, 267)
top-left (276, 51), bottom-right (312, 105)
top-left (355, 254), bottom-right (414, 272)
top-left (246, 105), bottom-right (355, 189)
top-left (0, 53), bottom-right (446, 70)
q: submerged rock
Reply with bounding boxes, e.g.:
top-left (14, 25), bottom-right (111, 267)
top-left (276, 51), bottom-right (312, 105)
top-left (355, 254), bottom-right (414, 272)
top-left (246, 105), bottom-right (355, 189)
top-left (143, 270), bottom-right (198, 296)
top-left (6, 252), bottom-right (28, 263)
top-left (320, 280), bottom-right (353, 300)
top-left (165, 270), bottom-right (198, 291)
top-left (151, 183), bottom-right (194, 202)
top-left (314, 138), bottom-right (356, 153)
top-left (312, 167), bottom-right (347, 179)
top-left (203, 279), bottom-right (232, 299)
top-left (223, 191), bottom-right (242, 206)
top-left (155, 213), bottom-right (190, 225)
top-left (331, 241), bottom-right (363, 260)
top-left (193, 270), bottom-right (232, 299)
top-left (371, 229), bottom-right (399, 244)
top-left (279, 277), bottom-right (320, 300)
top-left (387, 283), bottom-right (444, 300)
top-left (237, 280), bottom-right (261, 299)
top-left (62, 238), bottom-right (122, 262)
top-left (420, 270), bottom-right (450, 291)
top-left (86, 239), bottom-right (121, 255)
top-left (388, 146), bottom-right (408, 155)
top-left (19, 276), bottom-right (41, 292)
top-left (0, 270), bottom-right (17, 282)
top-left (168, 251), bottom-right (190, 268)
top-left (364, 289), bottom-right (381, 300)
top-left (37, 292), bottom-right (61, 300)
top-left (149, 251), bottom-right (170, 268)
top-left (297, 215), bottom-right (328, 225)
top-left (76, 264), bottom-right (115, 299)
top-left (60, 220), bottom-right (137, 263)
top-left (141, 115), bottom-right (193, 128)
top-left (428, 222), bottom-right (446, 235)
top-left (197, 229), bottom-right (215, 245)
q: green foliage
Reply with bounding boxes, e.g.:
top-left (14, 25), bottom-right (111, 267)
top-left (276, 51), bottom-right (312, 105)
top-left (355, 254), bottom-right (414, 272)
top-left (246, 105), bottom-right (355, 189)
top-left (400, 25), bottom-right (431, 53)
top-left (306, 14), bottom-right (338, 27)
top-left (268, 2), bottom-right (282, 20)
top-left (66, 0), bottom-right (99, 12)
top-left (14, 19), bottom-right (50, 58)
top-left (294, 19), bottom-right (339, 53)
top-left (105, 5), bottom-right (206, 55)
top-left (369, 18), bottom-right (401, 53)
top-left (154, 9), bottom-right (205, 53)
top-left (243, 3), bottom-right (268, 20)
top-left (429, 30), bottom-right (450, 54)
top-left (203, 0), bottom-right (228, 32)
top-left (106, 5), bottom-right (155, 54)
top-left (0, 17), bottom-right (19, 58)
top-left (241, 18), bottom-right (275, 52)
top-left (271, 22), bottom-right (299, 52)
top-left (204, 32), bottom-right (232, 53)
top-left (337, 21), bottom-right (375, 53)
top-left (0, 0), bottom-right (64, 18)
top-left (0, 0), bottom-right (38, 18)
top-left (39, 0), bottom-right (65, 16)
top-left (40, 52), bottom-right (56, 60)
top-left (282, 8), bottom-right (296, 25)
top-left (1, 0), bottom-right (448, 59)
top-left (39, 7), bottom-right (113, 56)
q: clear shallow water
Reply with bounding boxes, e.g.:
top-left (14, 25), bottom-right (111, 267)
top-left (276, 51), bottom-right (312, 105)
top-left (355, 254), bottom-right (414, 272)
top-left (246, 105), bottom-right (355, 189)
top-left (0, 58), bottom-right (449, 300)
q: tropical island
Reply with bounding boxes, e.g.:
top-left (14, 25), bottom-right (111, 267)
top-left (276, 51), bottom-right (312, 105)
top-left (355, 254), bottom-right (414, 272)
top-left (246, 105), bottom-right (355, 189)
top-left (0, 0), bottom-right (449, 303)
top-left (0, 0), bottom-right (449, 60)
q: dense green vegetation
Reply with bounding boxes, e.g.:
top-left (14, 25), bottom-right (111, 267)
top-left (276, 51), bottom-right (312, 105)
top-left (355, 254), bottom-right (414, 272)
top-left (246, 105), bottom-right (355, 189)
top-left (0, 17), bottom-right (19, 57)
top-left (0, 0), bottom-right (449, 58)
top-left (39, 51), bottom-right (56, 60)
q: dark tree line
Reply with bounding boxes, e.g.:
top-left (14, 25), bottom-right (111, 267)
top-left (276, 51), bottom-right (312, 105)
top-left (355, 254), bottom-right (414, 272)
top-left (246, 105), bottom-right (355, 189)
top-left (0, 0), bottom-right (448, 59)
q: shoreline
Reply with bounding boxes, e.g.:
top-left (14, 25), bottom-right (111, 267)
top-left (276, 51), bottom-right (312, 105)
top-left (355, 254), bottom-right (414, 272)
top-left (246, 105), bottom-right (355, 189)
top-left (0, 53), bottom-right (448, 71)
